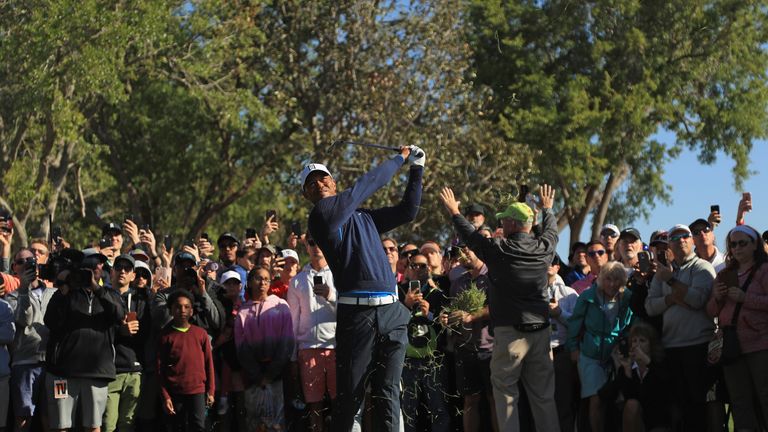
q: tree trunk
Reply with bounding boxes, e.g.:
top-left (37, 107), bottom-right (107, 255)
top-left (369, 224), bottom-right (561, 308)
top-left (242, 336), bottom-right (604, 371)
top-left (589, 163), bottom-right (630, 239)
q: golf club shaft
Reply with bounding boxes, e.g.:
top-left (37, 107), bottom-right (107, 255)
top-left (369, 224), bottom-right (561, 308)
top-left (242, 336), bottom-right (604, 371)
top-left (333, 140), bottom-right (423, 157)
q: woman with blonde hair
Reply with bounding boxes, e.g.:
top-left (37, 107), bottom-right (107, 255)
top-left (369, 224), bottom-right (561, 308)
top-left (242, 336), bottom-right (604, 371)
top-left (567, 261), bottom-right (635, 432)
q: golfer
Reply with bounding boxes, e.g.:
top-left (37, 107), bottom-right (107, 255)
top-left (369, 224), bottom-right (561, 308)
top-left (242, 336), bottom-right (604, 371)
top-left (301, 144), bottom-right (425, 432)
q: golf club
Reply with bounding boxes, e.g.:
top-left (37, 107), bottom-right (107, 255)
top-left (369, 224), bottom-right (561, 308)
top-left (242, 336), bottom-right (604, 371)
top-left (330, 140), bottom-right (424, 158)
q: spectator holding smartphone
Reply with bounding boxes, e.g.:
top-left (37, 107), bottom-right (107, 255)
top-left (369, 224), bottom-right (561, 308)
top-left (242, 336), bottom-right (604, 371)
top-left (689, 218), bottom-right (726, 273)
top-left (286, 236), bottom-right (338, 432)
top-left (44, 257), bottom-right (125, 432)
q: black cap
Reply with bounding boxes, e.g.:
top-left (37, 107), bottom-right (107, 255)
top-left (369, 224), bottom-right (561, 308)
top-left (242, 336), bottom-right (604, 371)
top-left (762, 230), bottom-right (768, 244)
top-left (174, 251), bottom-right (198, 265)
top-left (114, 254), bottom-right (135, 269)
top-left (102, 222), bottom-right (121, 235)
top-left (464, 204), bottom-right (486, 216)
top-left (552, 254), bottom-right (562, 266)
top-left (58, 248), bottom-right (85, 266)
top-left (569, 241), bottom-right (587, 259)
top-left (649, 230), bottom-right (669, 246)
top-left (689, 218), bottom-right (711, 230)
top-left (619, 227), bottom-right (642, 242)
top-left (217, 232), bottom-right (240, 245)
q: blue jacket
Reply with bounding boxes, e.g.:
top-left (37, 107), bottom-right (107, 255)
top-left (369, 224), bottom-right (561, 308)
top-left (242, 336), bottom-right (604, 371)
top-left (308, 156), bottom-right (422, 294)
top-left (566, 284), bottom-right (634, 362)
top-left (0, 298), bottom-right (16, 377)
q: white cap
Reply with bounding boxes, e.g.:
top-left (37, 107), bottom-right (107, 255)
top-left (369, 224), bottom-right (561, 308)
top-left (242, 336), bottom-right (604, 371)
top-left (134, 260), bottom-right (151, 275)
top-left (600, 224), bottom-right (620, 236)
top-left (281, 249), bottom-right (300, 263)
top-left (668, 224), bottom-right (692, 235)
top-left (300, 163), bottom-right (333, 190)
top-left (219, 270), bottom-right (241, 284)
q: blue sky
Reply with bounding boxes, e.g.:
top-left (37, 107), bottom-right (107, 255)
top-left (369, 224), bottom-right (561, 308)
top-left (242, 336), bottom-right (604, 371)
top-left (556, 142), bottom-right (768, 259)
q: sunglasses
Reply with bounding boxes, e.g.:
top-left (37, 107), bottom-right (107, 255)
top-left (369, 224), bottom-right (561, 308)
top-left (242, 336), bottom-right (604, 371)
top-left (601, 232), bottom-right (619, 238)
top-left (670, 233), bottom-right (691, 242)
top-left (691, 227), bottom-right (712, 236)
top-left (383, 246), bottom-right (398, 253)
top-left (587, 250), bottom-right (606, 257)
top-left (729, 239), bottom-right (752, 249)
top-left (409, 263), bottom-right (428, 270)
top-left (13, 259), bottom-right (27, 265)
top-left (114, 263), bottom-right (134, 272)
top-left (401, 249), bottom-right (419, 259)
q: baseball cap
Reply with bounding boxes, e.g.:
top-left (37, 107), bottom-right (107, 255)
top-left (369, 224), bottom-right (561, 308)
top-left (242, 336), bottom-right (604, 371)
top-left (689, 218), bottom-right (711, 230)
top-left (464, 204), bottom-right (486, 215)
top-left (217, 232), bottom-right (240, 245)
top-left (134, 260), bottom-right (151, 277)
top-left (259, 244), bottom-right (277, 255)
top-left (219, 270), bottom-right (241, 284)
top-left (649, 230), bottom-right (669, 246)
top-left (495, 203), bottom-right (534, 223)
top-left (280, 249), bottom-right (299, 263)
top-left (668, 224), bottom-right (692, 236)
top-left (114, 254), bottom-right (135, 269)
top-left (174, 251), bottom-right (198, 265)
top-left (552, 254), bottom-right (562, 266)
top-left (82, 247), bottom-right (108, 263)
top-left (129, 248), bottom-right (150, 262)
top-left (569, 241), bottom-right (587, 259)
top-left (102, 222), bottom-right (121, 235)
top-left (619, 228), bottom-right (642, 242)
top-left (600, 224), bottom-right (620, 237)
top-left (300, 163), bottom-right (333, 191)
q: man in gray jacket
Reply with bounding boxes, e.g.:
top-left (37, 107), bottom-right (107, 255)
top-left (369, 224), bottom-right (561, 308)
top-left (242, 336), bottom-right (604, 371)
top-left (645, 223), bottom-right (716, 431)
top-left (440, 185), bottom-right (560, 432)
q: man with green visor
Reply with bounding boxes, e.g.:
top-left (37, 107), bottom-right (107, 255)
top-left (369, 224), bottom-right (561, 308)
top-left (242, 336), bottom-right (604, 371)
top-left (439, 185), bottom-right (560, 432)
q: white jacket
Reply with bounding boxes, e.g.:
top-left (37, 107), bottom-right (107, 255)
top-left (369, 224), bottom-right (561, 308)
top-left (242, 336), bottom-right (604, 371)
top-left (286, 264), bottom-right (337, 358)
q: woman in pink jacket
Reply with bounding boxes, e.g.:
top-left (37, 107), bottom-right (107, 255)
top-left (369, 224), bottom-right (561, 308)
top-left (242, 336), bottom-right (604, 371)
top-left (706, 225), bottom-right (768, 430)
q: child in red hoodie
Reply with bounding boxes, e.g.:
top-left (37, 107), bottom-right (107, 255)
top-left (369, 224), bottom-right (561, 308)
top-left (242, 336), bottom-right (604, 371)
top-left (157, 290), bottom-right (215, 432)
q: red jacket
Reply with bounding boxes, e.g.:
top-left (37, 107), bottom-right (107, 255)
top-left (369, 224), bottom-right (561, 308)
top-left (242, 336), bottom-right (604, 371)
top-left (157, 324), bottom-right (215, 400)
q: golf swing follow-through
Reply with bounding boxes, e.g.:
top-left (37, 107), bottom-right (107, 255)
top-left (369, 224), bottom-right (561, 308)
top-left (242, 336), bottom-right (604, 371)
top-left (301, 142), bottom-right (425, 432)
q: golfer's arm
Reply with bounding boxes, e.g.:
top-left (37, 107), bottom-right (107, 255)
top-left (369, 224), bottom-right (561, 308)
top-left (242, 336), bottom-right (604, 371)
top-left (369, 165), bottom-right (423, 232)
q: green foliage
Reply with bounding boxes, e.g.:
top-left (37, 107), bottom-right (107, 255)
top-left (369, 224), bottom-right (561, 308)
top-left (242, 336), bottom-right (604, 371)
top-left (444, 280), bottom-right (487, 316)
top-left (467, 0), bottom-right (768, 242)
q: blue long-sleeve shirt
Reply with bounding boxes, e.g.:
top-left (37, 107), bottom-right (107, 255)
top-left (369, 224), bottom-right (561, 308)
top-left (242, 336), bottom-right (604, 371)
top-left (308, 156), bottom-right (422, 294)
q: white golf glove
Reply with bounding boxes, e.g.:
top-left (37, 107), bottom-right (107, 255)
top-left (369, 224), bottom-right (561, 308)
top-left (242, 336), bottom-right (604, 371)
top-left (409, 145), bottom-right (426, 167)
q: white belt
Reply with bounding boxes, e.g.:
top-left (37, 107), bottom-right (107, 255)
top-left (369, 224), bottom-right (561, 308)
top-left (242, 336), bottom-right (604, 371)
top-left (337, 294), bottom-right (397, 306)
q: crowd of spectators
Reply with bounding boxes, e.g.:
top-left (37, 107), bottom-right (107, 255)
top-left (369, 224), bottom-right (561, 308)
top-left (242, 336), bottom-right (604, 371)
top-left (0, 185), bottom-right (766, 432)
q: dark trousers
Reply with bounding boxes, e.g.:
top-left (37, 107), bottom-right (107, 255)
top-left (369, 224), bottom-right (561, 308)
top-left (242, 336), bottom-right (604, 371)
top-left (168, 393), bottom-right (206, 432)
top-left (401, 356), bottom-right (451, 432)
top-left (666, 342), bottom-right (710, 431)
top-left (332, 301), bottom-right (410, 432)
top-left (553, 347), bottom-right (578, 432)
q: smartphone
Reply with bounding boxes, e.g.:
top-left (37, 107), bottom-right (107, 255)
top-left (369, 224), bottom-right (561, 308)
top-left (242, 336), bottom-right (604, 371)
top-left (313, 275), bottom-right (323, 286)
top-left (163, 235), bottom-right (172, 251)
top-left (637, 250), bottom-right (652, 274)
top-left (744, 192), bottom-right (752, 212)
top-left (517, 185), bottom-right (529, 203)
top-left (710, 205), bottom-right (720, 213)
top-left (183, 239), bottom-right (195, 247)
top-left (657, 250), bottom-right (667, 266)
top-left (126, 311), bottom-right (138, 322)
top-left (619, 337), bottom-right (630, 357)
top-left (265, 209), bottom-right (277, 221)
top-left (409, 280), bottom-right (421, 292)
top-left (124, 214), bottom-right (135, 223)
top-left (201, 232), bottom-right (210, 242)
top-left (245, 228), bottom-right (257, 239)
top-left (291, 221), bottom-right (302, 236)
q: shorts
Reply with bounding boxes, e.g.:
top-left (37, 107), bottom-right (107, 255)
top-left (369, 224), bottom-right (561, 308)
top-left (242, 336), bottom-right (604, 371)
top-left (0, 375), bottom-right (9, 427)
top-left (455, 350), bottom-right (492, 396)
top-left (577, 354), bottom-right (611, 398)
top-left (298, 348), bottom-right (337, 403)
top-left (45, 373), bottom-right (109, 429)
top-left (11, 364), bottom-right (44, 417)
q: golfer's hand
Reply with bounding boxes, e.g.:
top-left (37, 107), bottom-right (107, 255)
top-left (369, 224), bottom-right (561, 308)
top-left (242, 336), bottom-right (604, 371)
top-left (439, 187), bottom-right (461, 216)
top-left (399, 146), bottom-right (411, 161)
top-left (408, 145), bottom-right (426, 167)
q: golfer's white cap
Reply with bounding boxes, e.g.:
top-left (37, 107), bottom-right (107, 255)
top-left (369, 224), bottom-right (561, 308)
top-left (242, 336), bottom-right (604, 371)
top-left (300, 163), bottom-right (333, 191)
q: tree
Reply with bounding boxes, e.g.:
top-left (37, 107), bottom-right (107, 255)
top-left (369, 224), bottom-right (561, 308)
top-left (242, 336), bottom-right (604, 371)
top-left (467, 0), bottom-right (768, 244)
